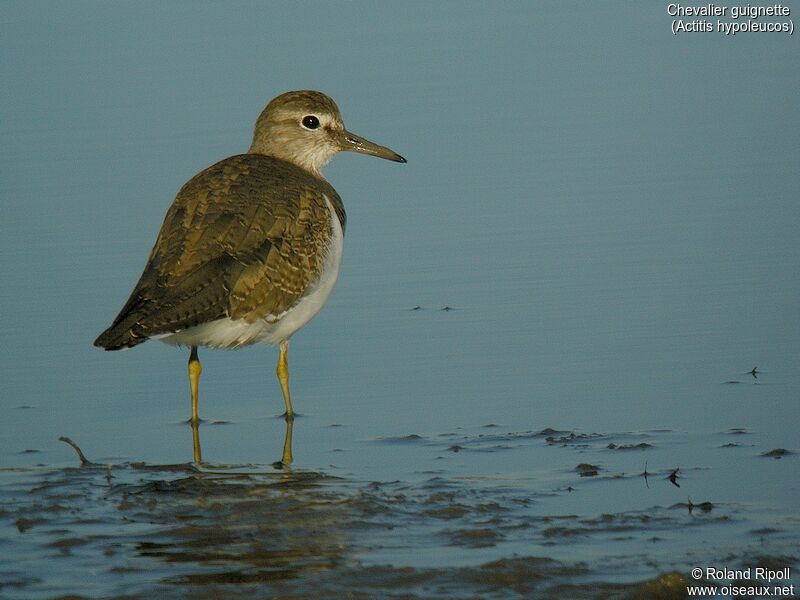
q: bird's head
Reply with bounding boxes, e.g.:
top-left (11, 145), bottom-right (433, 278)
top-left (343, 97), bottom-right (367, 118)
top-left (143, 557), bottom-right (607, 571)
top-left (249, 90), bottom-right (406, 176)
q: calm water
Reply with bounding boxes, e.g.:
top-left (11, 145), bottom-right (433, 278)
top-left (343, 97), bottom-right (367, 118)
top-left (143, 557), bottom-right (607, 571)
top-left (1, 2), bottom-right (798, 598)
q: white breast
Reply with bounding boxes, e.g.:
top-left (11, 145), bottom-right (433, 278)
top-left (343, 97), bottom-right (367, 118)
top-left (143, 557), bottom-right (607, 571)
top-left (159, 194), bottom-right (344, 349)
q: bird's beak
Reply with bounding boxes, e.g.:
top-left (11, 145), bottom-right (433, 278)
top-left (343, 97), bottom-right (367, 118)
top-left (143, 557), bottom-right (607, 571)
top-left (339, 130), bottom-right (407, 163)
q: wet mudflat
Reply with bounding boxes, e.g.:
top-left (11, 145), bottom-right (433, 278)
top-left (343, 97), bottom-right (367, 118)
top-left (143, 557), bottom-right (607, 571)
top-left (2, 421), bottom-right (797, 599)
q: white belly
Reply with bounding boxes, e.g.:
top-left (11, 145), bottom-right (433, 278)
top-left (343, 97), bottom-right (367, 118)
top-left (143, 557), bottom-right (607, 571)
top-left (158, 194), bottom-right (344, 349)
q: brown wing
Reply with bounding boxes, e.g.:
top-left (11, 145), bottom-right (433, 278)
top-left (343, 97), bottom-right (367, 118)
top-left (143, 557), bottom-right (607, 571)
top-left (94, 154), bottom-right (345, 350)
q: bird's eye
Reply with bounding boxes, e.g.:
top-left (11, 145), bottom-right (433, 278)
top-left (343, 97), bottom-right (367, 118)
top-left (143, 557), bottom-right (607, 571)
top-left (302, 115), bottom-right (320, 130)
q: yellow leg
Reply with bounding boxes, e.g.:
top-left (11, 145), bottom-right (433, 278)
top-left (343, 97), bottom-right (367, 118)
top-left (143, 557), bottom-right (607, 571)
top-left (188, 346), bottom-right (202, 425)
top-left (187, 346), bottom-right (203, 464)
top-left (276, 340), bottom-right (294, 417)
top-left (273, 340), bottom-right (295, 467)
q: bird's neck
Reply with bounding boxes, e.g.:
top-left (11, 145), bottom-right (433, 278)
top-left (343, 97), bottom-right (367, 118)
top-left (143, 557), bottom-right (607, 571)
top-left (249, 139), bottom-right (332, 179)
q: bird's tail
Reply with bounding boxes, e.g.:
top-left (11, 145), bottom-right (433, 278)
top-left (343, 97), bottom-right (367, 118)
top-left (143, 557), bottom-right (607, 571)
top-left (94, 319), bottom-right (149, 350)
top-left (94, 294), bottom-right (150, 350)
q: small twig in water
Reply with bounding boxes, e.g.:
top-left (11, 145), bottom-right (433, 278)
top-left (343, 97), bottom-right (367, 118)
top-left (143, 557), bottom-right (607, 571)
top-left (58, 436), bottom-right (95, 466)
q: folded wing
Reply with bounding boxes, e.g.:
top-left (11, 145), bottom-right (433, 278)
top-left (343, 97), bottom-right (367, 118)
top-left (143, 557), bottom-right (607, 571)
top-left (94, 154), bottom-right (343, 350)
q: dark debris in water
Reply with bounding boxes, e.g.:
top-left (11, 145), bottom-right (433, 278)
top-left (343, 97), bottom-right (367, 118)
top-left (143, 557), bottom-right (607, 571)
top-left (546, 431), bottom-right (603, 446)
top-left (687, 498), bottom-right (714, 513)
top-left (761, 448), bottom-right (792, 459)
top-left (671, 498), bottom-right (715, 515)
top-left (374, 433), bottom-right (425, 444)
top-left (575, 463), bottom-right (601, 477)
top-left (374, 426), bottom-right (661, 461)
top-left (449, 527), bottom-right (502, 548)
top-left (607, 442), bottom-right (653, 450)
top-left (668, 468), bottom-right (681, 488)
top-left (726, 428), bottom-right (749, 435)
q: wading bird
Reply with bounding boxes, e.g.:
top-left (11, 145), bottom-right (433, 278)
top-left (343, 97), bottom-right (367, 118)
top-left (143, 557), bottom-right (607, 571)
top-left (94, 90), bottom-right (405, 464)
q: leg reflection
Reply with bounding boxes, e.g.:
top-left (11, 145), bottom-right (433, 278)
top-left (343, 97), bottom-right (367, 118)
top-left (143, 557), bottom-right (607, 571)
top-left (191, 419), bottom-right (203, 464)
top-left (188, 405), bottom-right (292, 467)
top-left (274, 415), bottom-right (294, 469)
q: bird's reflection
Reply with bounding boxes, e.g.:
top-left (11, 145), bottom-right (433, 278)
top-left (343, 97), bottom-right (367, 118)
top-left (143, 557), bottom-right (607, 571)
top-left (191, 420), bottom-right (202, 464)
top-left (279, 415), bottom-right (294, 468)
top-left (189, 414), bottom-right (294, 468)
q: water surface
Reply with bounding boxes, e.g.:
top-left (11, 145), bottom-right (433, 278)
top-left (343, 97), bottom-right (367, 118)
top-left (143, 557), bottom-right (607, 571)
top-left (1, 2), bottom-right (798, 598)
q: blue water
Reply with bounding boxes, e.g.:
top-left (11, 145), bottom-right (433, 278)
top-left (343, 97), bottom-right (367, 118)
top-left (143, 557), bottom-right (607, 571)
top-left (1, 2), bottom-right (798, 597)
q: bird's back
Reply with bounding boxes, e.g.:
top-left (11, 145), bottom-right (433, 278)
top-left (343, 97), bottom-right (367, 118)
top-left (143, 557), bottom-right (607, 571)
top-left (94, 153), bottom-right (345, 350)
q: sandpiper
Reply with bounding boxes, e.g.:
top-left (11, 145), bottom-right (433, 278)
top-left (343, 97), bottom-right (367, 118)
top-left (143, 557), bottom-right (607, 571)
top-left (94, 90), bottom-right (406, 463)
